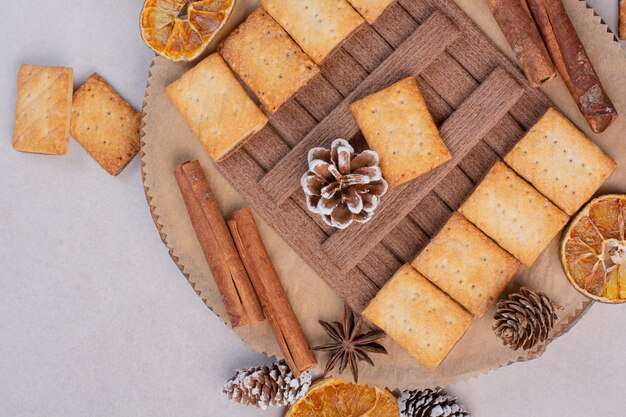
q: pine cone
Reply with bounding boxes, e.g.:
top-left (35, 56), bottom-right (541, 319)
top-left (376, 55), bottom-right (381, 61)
top-left (398, 388), bottom-right (471, 417)
top-left (493, 287), bottom-right (559, 350)
top-left (301, 138), bottom-right (388, 229)
top-left (222, 360), bottom-right (311, 409)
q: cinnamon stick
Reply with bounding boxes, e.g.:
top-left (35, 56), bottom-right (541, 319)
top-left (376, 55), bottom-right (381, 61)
top-left (228, 208), bottom-right (317, 376)
top-left (489, 0), bottom-right (555, 87)
top-left (619, 0), bottom-right (626, 40)
top-left (526, 0), bottom-right (618, 133)
top-left (174, 160), bottom-right (264, 328)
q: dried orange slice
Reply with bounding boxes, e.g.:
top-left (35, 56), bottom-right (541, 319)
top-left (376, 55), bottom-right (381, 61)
top-left (140, 0), bottom-right (235, 61)
top-left (285, 378), bottom-right (399, 417)
top-left (561, 194), bottom-right (626, 303)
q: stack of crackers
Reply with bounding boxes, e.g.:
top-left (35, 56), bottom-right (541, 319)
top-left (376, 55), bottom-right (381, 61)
top-left (364, 108), bottom-right (615, 370)
top-left (13, 65), bottom-right (141, 176)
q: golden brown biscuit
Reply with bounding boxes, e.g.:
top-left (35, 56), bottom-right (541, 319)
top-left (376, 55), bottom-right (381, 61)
top-left (13, 64), bottom-right (73, 155)
top-left (347, 0), bottom-right (395, 23)
top-left (350, 77), bottom-right (451, 189)
top-left (504, 108), bottom-right (616, 216)
top-left (261, 0), bottom-right (364, 64)
top-left (166, 54), bottom-right (268, 161)
top-left (363, 264), bottom-right (473, 370)
top-left (70, 73), bottom-right (141, 176)
top-left (219, 8), bottom-right (319, 113)
top-left (459, 161), bottom-right (570, 267)
top-left (412, 213), bottom-right (520, 317)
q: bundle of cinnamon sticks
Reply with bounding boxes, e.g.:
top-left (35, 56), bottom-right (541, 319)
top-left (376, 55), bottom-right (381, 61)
top-left (489, 0), bottom-right (618, 133)
top-left (175, 160), bottom-right (317, 376)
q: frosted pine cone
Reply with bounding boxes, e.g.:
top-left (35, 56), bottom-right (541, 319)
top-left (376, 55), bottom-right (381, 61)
top-left (398, 388), bottom-right (470, 417)
top-left (222, 360), bottom-right (311, 409)
top-left (301, 138), bottom-right (388, 229)
top-left (493, 287), bottom-right (559, 350)
top-left (399, 388), bottom-right (471, 417)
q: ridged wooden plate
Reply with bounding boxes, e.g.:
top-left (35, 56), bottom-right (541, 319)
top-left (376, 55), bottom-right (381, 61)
top-left (137, 0), bottom-right (626, 388)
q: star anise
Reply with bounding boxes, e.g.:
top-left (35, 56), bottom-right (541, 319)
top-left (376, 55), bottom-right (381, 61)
top-left (312, 305), bottom-right (387, 382)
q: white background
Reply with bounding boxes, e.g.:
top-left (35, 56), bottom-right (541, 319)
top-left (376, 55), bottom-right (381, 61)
top-left (1, 1), bottom-right (625, 416)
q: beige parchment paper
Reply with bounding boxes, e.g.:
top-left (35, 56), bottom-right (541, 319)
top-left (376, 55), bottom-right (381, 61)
top-left (140, 0), bottom-right (626, 389)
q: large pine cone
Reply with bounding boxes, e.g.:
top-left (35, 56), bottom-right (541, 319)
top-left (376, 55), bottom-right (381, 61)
top-left (398, 388), bottom-right (471, 417)
top-left (301, 138), bottom-right (388, 229)
top-left (493, 287), bottom-right (559, 350)
top-left (222, 360), bottom-right (311, 409)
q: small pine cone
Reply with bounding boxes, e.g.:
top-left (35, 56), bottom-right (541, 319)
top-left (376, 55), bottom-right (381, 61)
top-left (222, 360), bottom-right (311, 409)
top-left (493, 287), bottom-right (559, 350)
top-left (399, 388), bottom-right (471, 417)
top-left (301, 138), bottom-right (388, 229)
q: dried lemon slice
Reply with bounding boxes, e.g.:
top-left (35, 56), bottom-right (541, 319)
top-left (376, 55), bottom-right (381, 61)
top-left (561, 194), bottom-right (626, 303)
top-left (140, 0), bottom-right (235, 61)
top-left (285, 378), bottom-right (398, 417)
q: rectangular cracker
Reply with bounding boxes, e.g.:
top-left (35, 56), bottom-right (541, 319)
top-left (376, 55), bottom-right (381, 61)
top-left (504, 108), bottom-right (616, 216)
top-left (363, 264), bottom-right (473, 370)
top-left (166, 54), bottom-right (268, 161)
top-left (459, 161), bottom-right (569, 267)
top-left (13, 64), bottom-right (73, 155)
top-left (412, 213), bottom-right (520, 317)
top-left (347, 0), bottom-right (395, 23)
top-left (350, 77), bottom-right (451, 189)
top-left (261, 0), bottom-right (364, 64)
top-left (219, 8), bottom-right (320, 113)
top-left (70, 73), bottom-right (141, 176)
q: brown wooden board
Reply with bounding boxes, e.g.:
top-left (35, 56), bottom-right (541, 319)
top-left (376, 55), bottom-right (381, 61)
top-left (142, 0), bottom-right (626, 388)
top-left (215, 0), bottom-right (550, 312)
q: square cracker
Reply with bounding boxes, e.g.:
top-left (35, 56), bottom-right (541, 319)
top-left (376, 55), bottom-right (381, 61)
top-left (166, 54), bottom-right (268, 161)
top-left (13, 64), bottom-right (73, 155)
top-left (459, 161), bottom-right (570, 267)
top-left (71, 73), bottom-right (141, 176)
top-left (412, 213), bottom-right (520, 317)
top-left (363, 264), bottom-right (473, 370)
top-left (261, 0), bottom-right (364, 64)
top-left (350, 77), bottom-right (451, 189)
top-left (347, 0), bottom-right (395, 23)
top-left (504, 108), bottom-right (616, 216)
top-left (219, 8), bottom-right (319, 113)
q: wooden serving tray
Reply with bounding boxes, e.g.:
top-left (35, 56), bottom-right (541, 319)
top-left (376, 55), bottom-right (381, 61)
top-left (142, 0), bottom-right (626, 387)
top-left (216, 0), bottom-right (551, 312)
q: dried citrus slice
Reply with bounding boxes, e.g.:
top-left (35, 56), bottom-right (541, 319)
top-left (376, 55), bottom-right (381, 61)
top-left (561, 194), bottom-right (626, 303)
top-left (140, 0), bottom-right (235, 61)
top-left (285, 378), bottom-right (399, 417)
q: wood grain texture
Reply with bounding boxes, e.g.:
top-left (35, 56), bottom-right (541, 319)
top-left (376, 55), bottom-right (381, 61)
top-left (434, 167), bottom-right (475, 210)
top-left (243, 125), bottom-right (290, 170)
top-left (372, 2), bottom-right (419, 47)
top-left (343, 23), bottom-right (394, 73)
top-left (323, 67), bottom-right (525, 271)
top-left (294, 74), bottom-right (343, 121)
top-left (260, 11), bottom-right (460, 204)
top-left (217, 0), bottom-right (554, 311)
top-left (382, 218), bottom-right (430, 263)
top-left (409, 192), bottom-right (453, 236)
top-left (266, 99), bottom-right (317, 147)
top-left (357, 242), bottom-right (403, 287)
top-left (320, 48), bottom-right (369, 97)
top-left (219, 149), bottom-right (378, 311)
